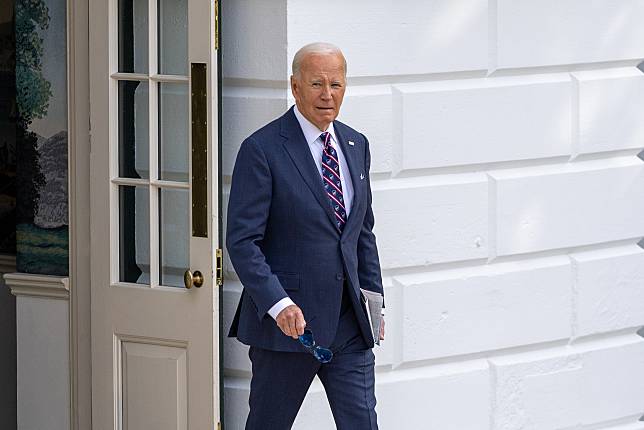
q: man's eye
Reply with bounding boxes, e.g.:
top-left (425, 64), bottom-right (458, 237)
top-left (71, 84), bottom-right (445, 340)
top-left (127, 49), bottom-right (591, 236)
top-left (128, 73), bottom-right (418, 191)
top-left (311, 82), bottom-right (321, 87)
top-left (331, 83), bottom-right (342, 88)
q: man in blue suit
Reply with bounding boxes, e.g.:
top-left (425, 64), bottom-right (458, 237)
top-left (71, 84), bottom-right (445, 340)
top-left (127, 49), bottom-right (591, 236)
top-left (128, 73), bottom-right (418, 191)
top-left (227, 42), bottom-right (384, 429)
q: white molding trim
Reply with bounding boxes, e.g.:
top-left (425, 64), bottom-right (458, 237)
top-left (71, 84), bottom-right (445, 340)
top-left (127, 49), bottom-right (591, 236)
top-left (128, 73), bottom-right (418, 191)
top-left (0, 255), bottom-right (17, 274)
top-left (3, 273), bottom-right (70, 300)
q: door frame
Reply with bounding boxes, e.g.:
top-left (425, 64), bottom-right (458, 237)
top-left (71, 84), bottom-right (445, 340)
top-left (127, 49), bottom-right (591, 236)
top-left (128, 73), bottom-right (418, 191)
top-left (216, 0), bottom-right (224, 422)
top-left (67, 0), bottom-right (92, 428)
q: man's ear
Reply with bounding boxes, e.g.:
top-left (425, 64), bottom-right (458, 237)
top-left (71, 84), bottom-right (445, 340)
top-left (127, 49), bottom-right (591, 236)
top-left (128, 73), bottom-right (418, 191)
top-left (290, 75), bottom-right (297, 97)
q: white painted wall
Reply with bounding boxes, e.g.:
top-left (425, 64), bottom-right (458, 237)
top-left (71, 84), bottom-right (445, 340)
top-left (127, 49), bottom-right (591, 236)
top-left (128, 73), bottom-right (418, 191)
top-left (16, 296), bottom-right (70, 430)
top-left (222, 1), bottom-right (644, 428)
top-left (4, 274), bottom-right (71, 430)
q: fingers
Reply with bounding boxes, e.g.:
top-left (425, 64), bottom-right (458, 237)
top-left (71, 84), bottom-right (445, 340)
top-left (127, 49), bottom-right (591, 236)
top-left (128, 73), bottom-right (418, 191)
top-left (379, 318), bottom-right (385, 341)
top-left (287, 314), bottom-right (298, 339)
top-left (276, 304), bottom-right (306, 339)
top-left (295, 311), bottom-right (306, 336)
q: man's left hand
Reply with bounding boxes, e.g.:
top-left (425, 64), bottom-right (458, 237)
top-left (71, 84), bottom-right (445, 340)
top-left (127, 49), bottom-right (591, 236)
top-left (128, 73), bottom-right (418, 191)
top-left (379, 317), bottom-right (385, 341)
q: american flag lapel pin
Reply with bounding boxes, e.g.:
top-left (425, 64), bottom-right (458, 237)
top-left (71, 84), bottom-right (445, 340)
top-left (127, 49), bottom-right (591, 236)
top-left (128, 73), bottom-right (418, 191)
top-left (348, 140), bottom-right (355, 146)
top-left (360, 173), bottom-right (365, 180)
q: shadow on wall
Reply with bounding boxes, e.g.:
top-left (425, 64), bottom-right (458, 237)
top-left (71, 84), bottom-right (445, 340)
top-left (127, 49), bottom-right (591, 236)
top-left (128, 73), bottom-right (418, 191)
top-left (639, 61), bottom-right (644, 164)
top-left (0, 1), bottom-right (16, 254)
top-left (619, 59), bottom-right (643, 424)
top-left (0, 2), bottom-right (18, 429)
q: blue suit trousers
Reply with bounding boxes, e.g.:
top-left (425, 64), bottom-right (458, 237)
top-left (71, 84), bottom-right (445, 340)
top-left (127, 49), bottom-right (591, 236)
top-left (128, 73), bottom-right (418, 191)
top-left (245, 285), bottom-right (378, 430)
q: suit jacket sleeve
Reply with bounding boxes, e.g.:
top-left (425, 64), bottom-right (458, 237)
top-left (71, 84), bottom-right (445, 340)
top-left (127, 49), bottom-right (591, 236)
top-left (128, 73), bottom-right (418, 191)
top-left (357, 134), bottom-right (385, 304)
top-left (226, 137), bottom-right (289, 320)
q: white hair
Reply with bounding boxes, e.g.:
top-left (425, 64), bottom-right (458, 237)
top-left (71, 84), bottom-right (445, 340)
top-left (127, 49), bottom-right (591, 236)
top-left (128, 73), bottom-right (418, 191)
top-left (292, 42), bottom-right (347, 77)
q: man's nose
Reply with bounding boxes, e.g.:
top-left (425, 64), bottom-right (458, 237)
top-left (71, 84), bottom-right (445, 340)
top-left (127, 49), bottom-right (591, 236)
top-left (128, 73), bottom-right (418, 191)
top-left (320, 84), bottom-right (332, 100)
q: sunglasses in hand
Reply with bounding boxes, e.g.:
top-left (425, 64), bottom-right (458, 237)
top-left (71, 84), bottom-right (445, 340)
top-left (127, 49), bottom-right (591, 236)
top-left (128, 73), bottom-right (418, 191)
top-left (298, 329), bottom-right (333, 363)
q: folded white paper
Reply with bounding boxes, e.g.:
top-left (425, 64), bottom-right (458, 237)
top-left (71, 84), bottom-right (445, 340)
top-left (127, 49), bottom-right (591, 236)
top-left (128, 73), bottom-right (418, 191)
top-left (360, 288), bottom-right (384, 345)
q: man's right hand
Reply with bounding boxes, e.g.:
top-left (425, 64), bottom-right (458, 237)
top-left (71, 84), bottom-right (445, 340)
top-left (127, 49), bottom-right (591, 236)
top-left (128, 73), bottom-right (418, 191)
top-left (276, 304), bottom-right (306, 339)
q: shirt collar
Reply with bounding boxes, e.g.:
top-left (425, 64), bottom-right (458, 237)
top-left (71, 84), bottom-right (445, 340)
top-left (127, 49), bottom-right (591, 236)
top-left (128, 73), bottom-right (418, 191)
top-left (293, 104), bottom-right (337, 146)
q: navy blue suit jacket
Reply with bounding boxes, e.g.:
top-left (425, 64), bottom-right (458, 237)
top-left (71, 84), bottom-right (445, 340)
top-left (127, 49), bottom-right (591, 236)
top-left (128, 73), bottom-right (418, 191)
top-left (227, 106), bottom-right (384, 352)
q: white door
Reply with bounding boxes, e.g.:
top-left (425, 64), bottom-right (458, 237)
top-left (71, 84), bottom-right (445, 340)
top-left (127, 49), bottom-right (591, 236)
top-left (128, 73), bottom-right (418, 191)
top-left (88, 0), bottom-right (221, 428)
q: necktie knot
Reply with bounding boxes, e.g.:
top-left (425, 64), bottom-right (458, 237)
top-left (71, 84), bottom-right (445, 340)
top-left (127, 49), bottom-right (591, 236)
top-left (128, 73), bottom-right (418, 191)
top-left (320, 132), bottom-right (331, 148)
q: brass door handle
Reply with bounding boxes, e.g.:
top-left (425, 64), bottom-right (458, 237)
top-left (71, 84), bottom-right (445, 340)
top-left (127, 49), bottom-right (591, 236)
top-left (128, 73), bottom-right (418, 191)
top-left (183, 270), bottom-right (204, 289)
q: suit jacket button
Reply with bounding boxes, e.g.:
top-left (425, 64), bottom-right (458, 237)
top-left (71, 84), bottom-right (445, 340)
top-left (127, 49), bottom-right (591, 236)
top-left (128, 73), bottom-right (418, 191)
top-left (336, 274), bottom-right (343, 281)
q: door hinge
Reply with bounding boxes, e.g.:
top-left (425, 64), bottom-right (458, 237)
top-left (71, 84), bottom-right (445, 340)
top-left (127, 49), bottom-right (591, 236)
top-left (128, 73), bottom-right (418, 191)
top-left (216, 248), bottom-right (223, 286)
top-left (217, 422), bottom-right (221, 430)
top-left (214, 0), bottom-right (220, 51)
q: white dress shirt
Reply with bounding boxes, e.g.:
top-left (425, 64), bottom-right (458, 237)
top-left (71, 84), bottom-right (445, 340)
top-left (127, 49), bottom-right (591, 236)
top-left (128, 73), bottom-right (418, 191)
top-left (267, 105), bottom-right (355, 320)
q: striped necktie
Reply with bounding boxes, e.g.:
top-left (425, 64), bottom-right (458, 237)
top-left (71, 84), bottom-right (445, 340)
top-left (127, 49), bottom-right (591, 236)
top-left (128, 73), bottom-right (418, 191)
top-left (320, 132), bottom-right (347, 231)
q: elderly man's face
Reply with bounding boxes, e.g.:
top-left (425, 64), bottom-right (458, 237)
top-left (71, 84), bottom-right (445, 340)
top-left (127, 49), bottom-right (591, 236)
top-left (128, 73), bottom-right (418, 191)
top-left (291, 52), bottom-right (346, 131)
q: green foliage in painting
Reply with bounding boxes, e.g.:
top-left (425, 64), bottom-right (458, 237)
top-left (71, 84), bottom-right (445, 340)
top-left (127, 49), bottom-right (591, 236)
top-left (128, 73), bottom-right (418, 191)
top-left (15, 0), bottom-right (51, 123)
top-left (14, 0), bottom-right (49, 225)
top-left (15, 125), bottom-right (44, 224)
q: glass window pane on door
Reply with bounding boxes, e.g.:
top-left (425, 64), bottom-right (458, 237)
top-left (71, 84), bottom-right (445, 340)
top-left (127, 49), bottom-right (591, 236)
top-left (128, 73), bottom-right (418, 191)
top-left (159, 83), bottom-right (189, 182)
top-left (118, 0), bottom-right (148, 73)
top-left (158, 0), bottom-right (188, 75)
top-left (159, 188), bottom-right (189, 287)
top-left (119, 185), bottom-right (150, 284)
top-left (115, 0), bottom-right (193, 289)
top-left (118, 81), bottom-right (149, 179)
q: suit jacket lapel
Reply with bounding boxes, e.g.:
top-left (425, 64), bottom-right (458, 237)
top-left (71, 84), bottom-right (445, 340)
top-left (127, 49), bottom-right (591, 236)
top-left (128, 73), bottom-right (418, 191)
top-left (334, 123), bottom-right (364, 236)
top-left (280, 108), bottom-right (339, 231)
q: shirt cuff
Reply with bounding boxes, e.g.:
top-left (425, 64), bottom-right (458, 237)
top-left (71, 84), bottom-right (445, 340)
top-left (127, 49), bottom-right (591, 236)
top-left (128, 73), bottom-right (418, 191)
top-left (267, 297), bottom-right (295, 320)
